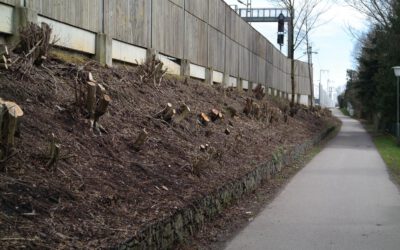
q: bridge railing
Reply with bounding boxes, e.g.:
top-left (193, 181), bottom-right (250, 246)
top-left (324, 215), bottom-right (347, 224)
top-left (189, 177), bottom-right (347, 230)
top-left (237, 8), bottom-right (291, 22)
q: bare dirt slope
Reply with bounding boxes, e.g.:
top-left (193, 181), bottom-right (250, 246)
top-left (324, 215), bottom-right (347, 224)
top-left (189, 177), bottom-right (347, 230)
top-left (0, 50), bottom-right (337, 249)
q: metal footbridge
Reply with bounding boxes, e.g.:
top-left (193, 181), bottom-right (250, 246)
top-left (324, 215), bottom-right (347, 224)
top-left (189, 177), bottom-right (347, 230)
top-left (236, 8), bottom-right (291, 23)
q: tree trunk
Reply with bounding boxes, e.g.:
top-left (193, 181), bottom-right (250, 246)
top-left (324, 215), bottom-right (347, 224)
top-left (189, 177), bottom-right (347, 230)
top-left (199, 113), bottom-right (211, 125)
top-left (155, 103), bottom-right (176, 122)
top-left (47, 133), bottom-right (60, 168)
top-left (209, 108), bottom-right (222, 121)
top-left (173, 104), bottom-right (191, 123)
top-left (96, 83), bottom-right (106, 97)
top-left (244, 98), bottom-right (253, 115)
top-left (288, 7), bottom-right (295, 107)
top-left (308, 58), bottom-right (314, 107)
top-left (0, 103), bottom-right (5, 142)
top-left (291, 58), bottom-right (295, 107)
top-left (86, 82), bottom-right (97, 119)
top-left (94, 94), bottom-right (111, 123)
top-left (3, 102), bottom-right (23, 152)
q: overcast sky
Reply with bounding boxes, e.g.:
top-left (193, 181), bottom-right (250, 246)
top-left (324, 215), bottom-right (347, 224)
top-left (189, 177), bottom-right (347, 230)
top-left (223, 0), bottom-right (367, 96)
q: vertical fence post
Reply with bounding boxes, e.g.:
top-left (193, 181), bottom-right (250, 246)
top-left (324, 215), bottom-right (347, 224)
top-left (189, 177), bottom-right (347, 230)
top-left (238, 78), bottom-right (244, 92)
top-left (95, 0), bottom-right (112, 66)
top-left (7, 5), bottom-right (38, 46)
top-left (181, 59), bottom-right (191, 77)
top-left (205, 67), bottom-right (213, 85)
top-left (95, 33), bottom-right (112, 66)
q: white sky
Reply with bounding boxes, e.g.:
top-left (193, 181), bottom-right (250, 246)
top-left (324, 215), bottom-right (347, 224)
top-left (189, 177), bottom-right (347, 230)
top-left (223, 0), bottom-right (367, 96)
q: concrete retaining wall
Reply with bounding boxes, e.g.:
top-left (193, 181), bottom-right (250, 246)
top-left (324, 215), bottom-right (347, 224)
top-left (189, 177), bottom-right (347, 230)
top-left (0, 0), bottom-right (313, 99)
top-left (119, 125), bottom-right (337, 250)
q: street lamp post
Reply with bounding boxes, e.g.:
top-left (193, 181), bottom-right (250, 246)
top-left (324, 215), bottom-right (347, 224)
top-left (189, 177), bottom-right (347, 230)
top-left (392, 66), bottom-right (400, 146)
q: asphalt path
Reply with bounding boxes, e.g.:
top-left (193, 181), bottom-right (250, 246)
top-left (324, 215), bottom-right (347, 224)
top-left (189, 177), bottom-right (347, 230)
top-left (225, 109), bottom-right (400, 250)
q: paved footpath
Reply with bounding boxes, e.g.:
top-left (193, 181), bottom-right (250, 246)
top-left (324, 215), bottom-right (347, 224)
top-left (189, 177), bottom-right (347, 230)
top-left (225, 109), bottom-right (400, 250)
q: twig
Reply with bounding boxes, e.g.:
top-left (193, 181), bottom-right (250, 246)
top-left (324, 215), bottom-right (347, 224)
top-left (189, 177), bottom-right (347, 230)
top-left (25, 39), bottom-right (43, 58)
top-left (1, 237), bottom-right (38, 241)
top-left (0, 151), bottom-right (18, 164)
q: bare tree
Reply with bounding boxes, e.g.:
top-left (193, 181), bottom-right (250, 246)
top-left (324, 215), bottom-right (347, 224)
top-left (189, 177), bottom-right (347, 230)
top-left (344, 0), bottom-right (393, 28)
top-left (272, 0), bottom-right (331, 107)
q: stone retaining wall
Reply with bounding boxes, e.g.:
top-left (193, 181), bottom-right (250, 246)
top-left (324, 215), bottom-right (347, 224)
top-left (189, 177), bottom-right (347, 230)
top-left (119, 125), bottom-right (337, 250)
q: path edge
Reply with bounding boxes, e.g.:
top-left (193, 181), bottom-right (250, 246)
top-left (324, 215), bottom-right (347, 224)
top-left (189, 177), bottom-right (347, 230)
top-left (118, 124), bottom-right (339, 250)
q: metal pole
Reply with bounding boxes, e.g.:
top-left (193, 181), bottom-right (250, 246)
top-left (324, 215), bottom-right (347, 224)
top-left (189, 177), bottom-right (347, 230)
top-left (397, 77), bottom-right (400, 145)
top-left (319, 70), bottom-right (322, 106)
top-left (319, 70), bottom-right (328, 106)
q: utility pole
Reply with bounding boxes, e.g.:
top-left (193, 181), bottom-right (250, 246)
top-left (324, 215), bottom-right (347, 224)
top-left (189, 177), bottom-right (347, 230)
top-left (319, 69), bottom-right (329, 106)
top-left (327, 79), bottom-right (334, 107)
top-left (305, 46), bottom-right (317, 106)
top-left (288, 5), bottom-right (295, 105)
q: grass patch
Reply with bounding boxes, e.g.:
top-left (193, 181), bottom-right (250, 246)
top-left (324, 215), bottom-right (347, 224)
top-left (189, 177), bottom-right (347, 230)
top-left (50, 49), bottom-right (90, 65)
top-left (340, 108), bottom-right (350, 116)
top-left (372, 134), bottom-right (400, 184)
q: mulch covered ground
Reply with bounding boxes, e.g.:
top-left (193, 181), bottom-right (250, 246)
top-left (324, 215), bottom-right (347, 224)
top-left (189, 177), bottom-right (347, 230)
top-left (0, 50), bottom-right (338, 249)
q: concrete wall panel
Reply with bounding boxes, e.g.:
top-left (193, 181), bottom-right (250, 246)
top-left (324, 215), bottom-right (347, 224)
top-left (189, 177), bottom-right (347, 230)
top-left (112, 39), bottom-right (147, 64)
top-left (257, 56), bottom-right (266, 84)
top-left (184, 12), bottom-right (208, 66)
top-left (185, 0), bottom-right (208, 22)
top-left (169, 0), bottom-right (184, 7)
top-left (228, 76), bottom-right (237, 87)
top-left (266, 41), bottom-right (274, 63)
top-left (38, 16), bottom-right (96, 54)
top-left (190, 63), bottom-right (206, 79)
top-left (238, 18), bottom-right (249, 48)
top-left (225, 6), bottom-right (239, 42)
top-left (28, 0), bottom-right (102, 33)
top-left (152, 0), bottom-right (184, 58)
top-left (0, 3), bottom-right (13, 34)
top-left (249, 52), bottom-right (258, 83)
top-left (239, 46), bottom-right (250, 80)
top-left (225, 38), bottom-right (239, 77)
top-left (208, 26), bottom-right (225, 72)
top-left (213, 70), bottom-right (223, 83)
top-left (208, 0), bottom-right (225, 32)
top-left (0, 0), bottom-right (19, 6)
top-left (266, 62), bottom-right (273, 87)
top-left (0, 0), bottom-right (22, 5)
top-left (0, 0), bottom-right (312, 96)
top-left (105, 0), bottom-right (151, 48)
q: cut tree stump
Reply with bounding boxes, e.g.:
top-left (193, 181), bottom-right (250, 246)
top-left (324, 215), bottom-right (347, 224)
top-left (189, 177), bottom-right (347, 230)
top-left (47, 133), bottom-right (60, 168)
top-left (155, 103), bottom-right (176, 122)
top-left (133, 129), bottom-right (148, 152)
top-left (199, 112), bottom-right (211, 125)
top-left (94, 94), bottom-right (111, 124)
top-left (173, 104), bottom-right (191, 123)
top-left (253, 84), bottom-right (265, 100)
top-left (4, 102), bottom-right (24, 145)
top-left (88, 72), bottom-right (95, 82)
top-left (243, 98), bottom-right (253, 115)
top-left (0, 102), bottom-right (5, 159)
top-left (252, 102), bottom-right (261, 119)
top-left (209, 108), bottom-right (223, 122)
top-left (86, 82), bottom-right (97, 119)
top-left (96, 84), bottom-right (106, 97)
top-left (1, 102), bottom-right (24, 155)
